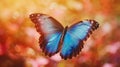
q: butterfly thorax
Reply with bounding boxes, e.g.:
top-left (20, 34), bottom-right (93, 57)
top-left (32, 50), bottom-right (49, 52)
top-left (58, 26), bottom-right (68, 51)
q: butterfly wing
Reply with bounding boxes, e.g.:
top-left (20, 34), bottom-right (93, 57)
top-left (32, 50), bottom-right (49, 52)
top-left (29, 13), bottom-right (64, 56)
top-left (60, 20), bottom-right (99, 60)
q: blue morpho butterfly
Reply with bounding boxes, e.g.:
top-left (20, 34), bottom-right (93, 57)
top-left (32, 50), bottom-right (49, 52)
top-left (29, 13), bottom-right (99, 60)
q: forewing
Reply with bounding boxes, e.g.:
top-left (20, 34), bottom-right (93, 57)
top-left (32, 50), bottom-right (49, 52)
top-left (60, 20), bottom-right (99, 60)
top-left (29, 13), bottom-right (64, 56)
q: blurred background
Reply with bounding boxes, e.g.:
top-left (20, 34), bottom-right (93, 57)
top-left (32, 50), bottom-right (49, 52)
top-left (0, 0), bottom-right (120, 67)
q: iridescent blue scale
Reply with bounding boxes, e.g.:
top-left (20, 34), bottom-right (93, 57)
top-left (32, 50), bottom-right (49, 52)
top-left (29, 13), bottom-right (99, 60)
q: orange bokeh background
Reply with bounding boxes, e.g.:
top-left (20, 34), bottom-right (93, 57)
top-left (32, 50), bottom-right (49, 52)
top-left (0, 0), bottom-right (120, 67)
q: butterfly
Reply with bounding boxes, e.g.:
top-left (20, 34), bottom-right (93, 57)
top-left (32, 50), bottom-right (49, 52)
top-left (29, 13), bottom-right (99, 60)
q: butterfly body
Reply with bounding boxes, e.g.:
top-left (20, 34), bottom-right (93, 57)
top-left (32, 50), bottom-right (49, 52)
top-left (29, 13), bottom-right (99, 60)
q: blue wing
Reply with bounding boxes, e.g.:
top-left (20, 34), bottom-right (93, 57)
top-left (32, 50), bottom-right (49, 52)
top-left (60, 20), bottom-right (99, 59)
top-left (30, 13), bottom-right (64, 56)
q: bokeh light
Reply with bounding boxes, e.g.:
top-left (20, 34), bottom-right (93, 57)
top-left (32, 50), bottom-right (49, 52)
top-left (0, 0), bottom-right (120, 67)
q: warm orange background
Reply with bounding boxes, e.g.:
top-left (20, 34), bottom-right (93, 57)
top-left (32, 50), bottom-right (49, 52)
top-left (0, 0), bottom-right (120, 67)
